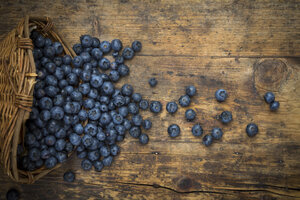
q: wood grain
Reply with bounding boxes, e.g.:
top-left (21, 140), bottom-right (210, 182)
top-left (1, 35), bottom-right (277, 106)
top-left (0, 0), bottom-right (300, 199)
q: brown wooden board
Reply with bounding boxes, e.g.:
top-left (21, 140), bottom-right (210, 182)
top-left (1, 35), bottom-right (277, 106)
top-left (0, 0), bottom-right (299, 199)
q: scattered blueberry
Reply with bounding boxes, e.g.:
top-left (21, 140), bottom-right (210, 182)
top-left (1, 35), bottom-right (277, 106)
top-left (148, 77), bottom-right (157, 87)
top-left (211, 128), bottom-right (223, 140)
top-left (246, 123), bottom-right (258, 137)
top-left (166, 101), bottom-right (178, 114)
top-left (202, 135), bottom-right (213, 147)
top-left (168, 124), bottom-right (180, 138)
top-left (215, 89), bottom-right (227, 102)
top-left (63, 170), bottom-right (75, 182)
top-left (192, 124), bottom-right (203, 137)
top-left (270, 101), bottom-right (280, 111)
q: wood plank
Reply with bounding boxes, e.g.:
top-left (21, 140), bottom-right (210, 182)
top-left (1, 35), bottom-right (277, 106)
top-left (0, 0), bottom-right (299, 57)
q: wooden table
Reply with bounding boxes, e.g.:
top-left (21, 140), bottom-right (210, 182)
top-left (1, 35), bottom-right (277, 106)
top-left (0, 1), bottom-right (299, 199)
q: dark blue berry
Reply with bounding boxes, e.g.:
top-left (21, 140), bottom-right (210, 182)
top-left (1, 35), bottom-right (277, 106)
top-left (115, 125), bottom-right (125, 135)
top-left (132, 41), bottom-right (142, 52)
top-left (192, 124), bottom-right (203, 137)
top-left (44, 38), bottom-right (52, 46)
top-left (40, 110), bottom-right (51, 122)
top-left (88, 150), bottom-right (100, 161)
top-left (77, 151), bottom-right (87, 159)
top-left (101, 81), bottom-right (115, 96)
top-left (186, 85), bottom-right (196, 97)
top-left (100, 41), bottom-right (111, 53)
top-left (215, 89), bottom-right (227, 102)
top-left (56, 151), bottom-right (67, 163)
top-left (148, 77), bottom-right (157, 87)
top-left (72, 56), bottom-right (83, 68)
top-left (203, 135), bottom-right (213, 147)
top-left (112, 114), bottom-right (124, 125)
top-left (55, 129), bottom-right (66, 139)
top-left (54, 67), bottom-right (64, 80)
top-left (74, 123), bottom-right (84, 135)
top-left (166, 102), bottom-right (178, 114)
top-left (179, 95), bottom-right (191, 107)
top-left (129, 126), bottom-right (141, 138)
top-left (90, 74), bottom-right (103, 88)
top-left (88, 88), bottom-right (98, 99)
top-left (80, 51), bottom-right (91, 63)
top-left (80, 35), bottom-right (93, 48)
top-left (185, 109), bottom-right (196, 122)
top-left (110, 145), bottom-right (120, 156)
top-left (45, 156), bottom-right (57, 169)
top-left (53, 57), bottom-right (63, 67)
top-left (168, 124), bottom-right (180, 138)
top-left (139, 99), bottom-right (149, 110)
top-left (55, 139), bottom-right (66, 151)
top-left (84, 98), bottom-right (95, 109)
top-left (39, 97), bottom-right (53, 110)
top-left (61, 64), bottom-right (72, 75)
top-left (270, 101), bottom-right (280, 111)
top-left (53, 42), bottom-right (63, 55)
top-left (102, 156), bottom-right (113, 166)
top-left (64, 171), bottom-right (75, 182)
top-left (65, 142), bottom-right (73, 153)
top-left (6, 189), bottom-right (19, 200)
top-left (84, 123), bottom-right (98, 136)
top-left (93, 160), bottom-right (104, 172)
top-left (45, 86), bottom-right (59, 97)
top-left (66, 73), bottom-right (78, 85)
top-left (122, 47), bottom-right (134, 60)
top-left (139, 133), bottom-right (149, 145)
top-left (69, 133), bottom-right (81, 146)
top-left (132, 114), bottom-right (143, 126)
top-left (50, 106), bottom-right (64, 120)
top-left (63, 55), bottom-right (72, 65)
top-left (111, 39), bottom-right (122, 52)
top-left (99, 104), bottom-right (108, 112)
top-left (100, 112), bottom-right (112, 125)
top-left (45, 135), bottom-right (56, 146)
top-left (219, 111), bottom-right (232, 124)
top-left (211, 128), bottom-right (223, 140)
top-left (132, 93), bottom-right (142, 103)
top-left (81, 159), bottom-right (92, 171)
top-left (41, 149), bottom-right (50, 160)
top-left (246, 123), bottom-right (258, 137)
top-left (28, 148), bottom-right (40, 161)
top-left (118, 64), bottom-right (129, 77)
top-left (78, 109), bottom-right (88, 121)
top-left (264, 92), bottom-right (275, 104)
top-left (142, 119), bottom-right (152, 130)
top-left (123, 119), bottom-right (132, 130)
top-left (91, 48), bottom-right (103, 60)
top-left (150, 101), bottom-right (162, 113)
top-left (128, 103), bottom-right (139, 115)
top-left (109, 70), bottom-right (120, 82)
top-left (118, 106), bottom-right (129, 117)
top-left (43, 46), bottom-right (55, 58)
top-left (34, 35), bottom-right (45, 48)
top-left (81, 70), bottom-right (91, 82)
top-left (92, 37), bottom-right (100, 48)
top-left (115, 55), bottom-right (124, 65)
top-left (121, 84), bottom-right (133, 96)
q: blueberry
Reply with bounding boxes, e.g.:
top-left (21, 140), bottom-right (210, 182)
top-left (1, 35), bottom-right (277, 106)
top-left (43, 45), bottom-right (55, 58)
top-left (88, 88), bottom-right (98, 99)
top-left (102, 156), bottom-right (113, 166)
top-left (72, 56), bottom-right (83, 68)
top-left (116, 135), bottom-right (125, 142)
top-left (132, 93), bottom-right (142, 103)
top-left (111, 39), bottom-right (122, 51)
top-left (124, 96), bottom-right (131, 105)
top-left (100, 112), bottom-right (112, 125)
top-left (115, 125), bottom-right (126, 136)
top-left (49, 147), bottom-right (57, 156)
top-left (74, 123), bottom-right (84, 135)
top-left (192, 124), bottom-right (203, 137)
top-left (132, 41), bottom-right (142, 52)
top-left (53, 68), bottom-right (64, 81)
top-left (101, 81), bottom-right (114, 96)
top-left (53, 57), bottom-right (63, 67)
top-left (211, 128), bottom-right (223, 140)
top-left (140, 120), bottom-right (152, 131)
top-left (35, 159), bottom-right (44, 168)
top-left (44, 38), bottom-right (52, 47)
top-left (270, 101), bottom-right (280, 111)
top-left (179, 95), bottom-right (191, 107)
top-left (80, 35), bottom-right (93, 48)
top-left (65, 142), bottom-right (73, 153)
top-left (63, 86), bottom-right (74, 96)
top-left (123, 119), bottom-right (132, 130)
top-left (61, 64), bottom-right (72, 75)
top-left (84, 123), bottom-right (98, 136)
top-left (77, 151), bottom-right (87, 159)
top-left (112, 89), bottom-right (122, 98)
top-left (41, 149), bottom-right (51, 160)
top-left (45, 86), bottom-right (59, 97)
top-left (53, 95), bottom-right (64, 106)
top-left (30, 107), bottom-right (39, 120)
top-left (166, 102), bottom-right (178, 114)
top-left (82, 134), bottom-right (93, 148)
top-left (100, 73), bottom-right (110, 81)
top-left (56, 151), bottom-right (67, 163)
top-left (55, 129), bottom-right (67, 139)
top-left (63, 171), bottom-right (75, 182)
top-left (45, 156), bottom-right (57, 169)
top-left (186, 85), bottom-right (196, 97)
top-left (128, 103), bottom-right (139, 115)
top-left (91, 59), bottom-right (98, 68)
top-left (33, 48), bottom-right (43, 60)
top-left (118, 64), bottom-right (129, 77)
top-left (34, 88), bottom-right (45, 99)
top-left (28, 148), bottom-right (40, 161)
top-left (109, 145), bottom-right (119, 156)
top-left (39, 97), bottom-right (53, 110)
top-left (185, 109), bottom-right (196, 122)
top-left (99, 104), bottom-right (108, 112)
top-left (129, 126), bottom-right (141, 138)
top-left (92, 37), bottom-right (100, 48)
top-left (109, 70), bottom-right (120, 82)
top-left (83, 63), bottom-right (93, 71)
top-left (100, 41), bottom-right (111, 53)
top-left (122, 47), bottom-right (134, 60)
top-left (167, 124), bottom-right (181, 138)
top-left (139, 133), bottom-right (149, 145)
top-left (113, 95), bottom-right (125, 107)
top-left (63, 55), bottom-right (72, 65)
top-left (81, 70), bottom-right (91, 82)
top-left (137, 100), bottom-right (148, 110)
top-left (115, 55), bottom-right (124, 65)
top-left (80, 51), bottom-right (92, 63)
top-left (202, 135), bottom-right (213, 147)
top-left (34, 34), bottom-right (45, 48)
top-left (91, 161), bottom-right (103, 173)
top-left (96, 130), bottom-right (106, 141)
top-left (264, 92), bottom-right (275, 104)
top-left (90, 74), bottom-right (103, 88)
top-left (112, 52), bottom-right (119, 58)
top-left (6, 188), bottom-right (19, 200)
top-left (78, 109), bottom-right (88, 121)
top-left (148, 78), bottom-right (157, 87)
top-left (84, 47), bottom-right (92, 53)
top-left (69, 133), bottom-right (81, 146)
top-left (72, 67), bottom-right (82, 77)
top-left (110, 62), bottom-right (118, 70)
top-left (84, 98), bottom-right (95, 109)
top-left (71, 90), bottom-right (83, 101)
top-left (81, 159), bottom-right (92, 171)
top-left (150, 101), bottom-right (162, 113)
top-left (100, 146), bottom-right (110, 157)
top-left (35, 80), bottom-right (46, 90)
top-left (246, 123), bottom-right (258, 137)
top-left (53, 42), bottom-right (63, 55)
top-left (118, 106), bottom-right (129, 117)
top-left (55, 139), bottom-right (66, 151)
top-left (91, 48), bottom-right (103, 60)
top-left (88, 150), bottom-right (100, 161)
top-left (50, 106), bottom-right (64, 120)
top-left (37, 68), bottom-right (47, 80)
top-left (132, 114), bottom-right (143, 126)
top-left (219, 111), bottom-right (232, 124)
top-left (66, 73), bottom-right (78, 85)
top-left (42, 58), bottom-right (52, 70)
top-left (215, 89), bottom-right (227, 102)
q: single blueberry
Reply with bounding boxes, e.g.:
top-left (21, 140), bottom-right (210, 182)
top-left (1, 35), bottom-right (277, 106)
top-left (246, 123), bottom-right (259, 137)
top-left (166, 102), bottom-right (178, 114)
top-left (211, 127), bottom-right (223, 140)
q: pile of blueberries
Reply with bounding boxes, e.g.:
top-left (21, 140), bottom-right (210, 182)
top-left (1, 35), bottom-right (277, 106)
top-left (166, 87), bottom-right (233, 146)
top-left (17, 31), bottom-right (157, 173)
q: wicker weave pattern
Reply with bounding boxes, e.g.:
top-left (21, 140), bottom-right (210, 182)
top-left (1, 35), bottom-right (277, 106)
top-left (0, 16), bottom-right (75, 183)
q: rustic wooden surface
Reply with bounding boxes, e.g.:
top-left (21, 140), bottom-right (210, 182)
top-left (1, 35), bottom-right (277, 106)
top-left (0, 0), bottom-right (300, 199)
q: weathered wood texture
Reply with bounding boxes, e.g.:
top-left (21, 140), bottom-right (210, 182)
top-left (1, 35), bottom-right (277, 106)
top-left (0, 0), bottom-right (300, 199)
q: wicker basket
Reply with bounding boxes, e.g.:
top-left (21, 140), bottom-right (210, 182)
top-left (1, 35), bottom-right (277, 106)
top-left (0, 16), bottom-right (76, 183)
